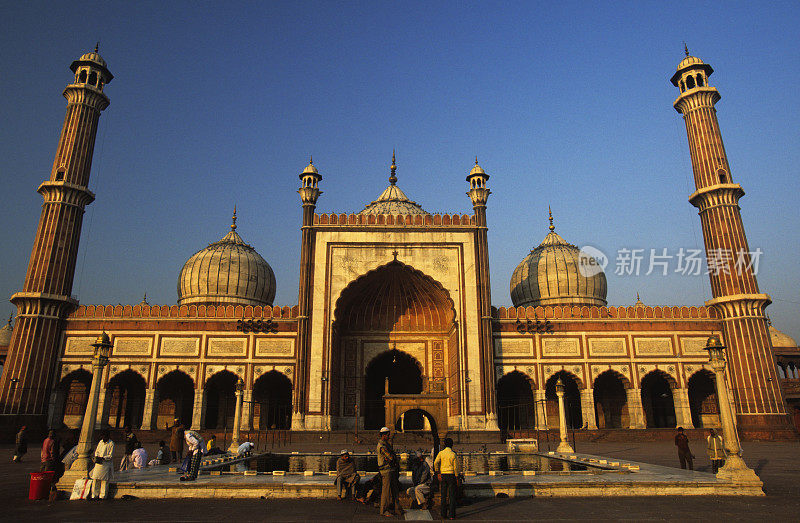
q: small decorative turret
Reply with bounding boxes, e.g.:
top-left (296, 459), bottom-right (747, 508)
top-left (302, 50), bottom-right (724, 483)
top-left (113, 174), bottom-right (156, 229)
top-left (70, 43), bottom-right (114, 92)
top-left (467, 157), bottom-right (491, 207)
top-left (670, 44), bottom-right (714, 97)
top-left (298, 156), bottom-right (322, 206)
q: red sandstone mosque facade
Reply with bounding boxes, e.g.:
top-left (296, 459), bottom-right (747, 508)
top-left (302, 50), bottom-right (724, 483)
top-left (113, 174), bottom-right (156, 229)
top-left (0, 48), bottom-right (798, 438)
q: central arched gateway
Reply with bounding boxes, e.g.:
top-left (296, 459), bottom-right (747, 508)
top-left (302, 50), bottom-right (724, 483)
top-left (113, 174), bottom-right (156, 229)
top-left (330, 259), bottom-right (459, 431)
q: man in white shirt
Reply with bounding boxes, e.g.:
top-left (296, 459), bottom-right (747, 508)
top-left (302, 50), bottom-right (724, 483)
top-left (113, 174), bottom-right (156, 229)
top-left (132, 443), bottom-right (148, 469)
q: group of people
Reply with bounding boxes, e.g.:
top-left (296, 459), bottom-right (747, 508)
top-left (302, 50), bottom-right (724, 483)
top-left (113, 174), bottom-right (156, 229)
top-left (674, 427), bottom-right (727, 473)
top-left (333, 427), bottom-right (462, 519)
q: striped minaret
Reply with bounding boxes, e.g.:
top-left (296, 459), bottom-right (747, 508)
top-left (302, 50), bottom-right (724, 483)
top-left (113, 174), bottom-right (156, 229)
top-left (671, 50), bottom-right (788, 429)
top-left (0, 48), bottom-right (112, 430)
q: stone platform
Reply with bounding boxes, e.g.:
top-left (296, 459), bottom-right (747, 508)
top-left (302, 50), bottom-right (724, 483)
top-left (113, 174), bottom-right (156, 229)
top-left (106, 452), bottom-right (764, 499)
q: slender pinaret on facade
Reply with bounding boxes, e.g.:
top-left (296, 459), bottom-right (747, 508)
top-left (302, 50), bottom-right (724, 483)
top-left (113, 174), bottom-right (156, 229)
top-left (0, 48), bottom-right (112, 430)
top-left (466, 159), bottom-right (498, 428)
top-left (671, 49), bottom-right (788, 429)
top-left (294, 158), bottom-right (322, 429)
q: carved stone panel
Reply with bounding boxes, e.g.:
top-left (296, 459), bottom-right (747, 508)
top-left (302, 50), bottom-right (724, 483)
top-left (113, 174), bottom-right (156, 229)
top-left (680, 337), bottom-right (709, 355)
top-left (634, 337), bottom-right (673, 356)
top-left (64, 337), bottom-right (95, 355)
top-left (255, 337), bottom-right (294, 357)
top-left (113, 337), bottom-right (153, 356)
top-left (493, 337), bottom-right (533, 357)
top-left (588, 338), bottom-right (626, 356)
top-left (541, 338), bottom-right (580, 357)
top-left (208, 337), bottom-right (247, 357)
top-left (161, 337), bottom-right (200, 357)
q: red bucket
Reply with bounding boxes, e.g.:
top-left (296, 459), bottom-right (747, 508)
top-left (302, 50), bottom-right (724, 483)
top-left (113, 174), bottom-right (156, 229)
top-left (29, 471), bottom-right (54, 500)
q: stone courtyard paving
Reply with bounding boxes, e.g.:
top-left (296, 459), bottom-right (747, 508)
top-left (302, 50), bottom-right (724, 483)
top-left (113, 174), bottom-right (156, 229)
top-left (2, 440), bottom-right (799, 521)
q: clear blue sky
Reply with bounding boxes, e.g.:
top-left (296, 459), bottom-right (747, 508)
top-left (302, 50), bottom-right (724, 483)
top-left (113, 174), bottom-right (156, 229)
top-left (1, 1), bottom-right (799, 339)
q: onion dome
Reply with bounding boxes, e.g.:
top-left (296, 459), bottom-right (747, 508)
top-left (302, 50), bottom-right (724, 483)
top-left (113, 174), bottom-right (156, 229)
top-left (0, 316), bottom-right (13, 347)
top-left (468, 158), bottom-right (486, 178)
top-left (360, 152), bottom-right (429, 216)
top-left (770, 326), bottom-right (798, 349)
top-left (178, 209), bottom-right (276, 306)
top-left (300, 156), bottom-right (319, 176)
top-left (510, 208), bottom-right (607, 308)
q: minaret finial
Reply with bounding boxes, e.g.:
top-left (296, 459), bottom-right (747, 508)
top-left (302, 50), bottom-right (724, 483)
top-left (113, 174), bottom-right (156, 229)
top-left (231, 205), bottom-right (237, 231)
top-left (683, 42), bottom-right (689, 57)
top-left (636, 292), bottom-right (640, 301)
top-left (389, 149), bottom-right (397, 185)
top-left (475, 156), bottom-right (479, 166)
top-left (548, 206), bottom-right (555, 232)
top-left (95, 41), bottom-right (100, 53)
top-left (309, 155), bottom-right (313, 165)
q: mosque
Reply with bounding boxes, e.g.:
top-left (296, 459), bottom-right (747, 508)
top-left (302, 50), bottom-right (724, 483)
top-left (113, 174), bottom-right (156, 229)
top-left (0, 48), bottom-right (798, 439)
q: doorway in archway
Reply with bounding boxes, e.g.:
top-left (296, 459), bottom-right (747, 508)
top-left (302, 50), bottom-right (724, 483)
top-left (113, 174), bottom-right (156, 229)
top-left (545, 372), bottom-right (582, 429)
top-left (155, 371), bottom-right (194, 429)
top-left (688, 370), bottom-right (719, 428)
top-left (641, 372), bottom-right (676, 428)
top-left (252, 371), bottom-right (292, 430)
top-left (106, 370), bottom-right (146, 429)
top-left (394, 408), bottom-right (440, 452)
top-left (594, 371), bottom-right (628, 429)
top-left (364, 350), bottom-right (423, 430)
top-left (204, 371), bottom-right (237, 430)
top-left (58, 370), bottom-right (92, 429)
top-left (331, 259), bottom-right (458, 428)
top-left (497, 371), bottom-right (536, 432)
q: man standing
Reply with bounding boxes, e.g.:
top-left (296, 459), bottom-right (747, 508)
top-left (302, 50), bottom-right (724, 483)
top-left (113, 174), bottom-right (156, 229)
top-left (13, 426), bottom-right (27, 462)
top-left (434, 438), bottom-right (460, 520)
top-left (674, 427), bottom-right (694, 470)
top-left (40, 430), bottom-right (58, 472)
top-left (168, 418), bottom-right (185, 462)
top-left (90, 430), bottom-right (114, 499)
top-left (377, 427), bottom-right (402, 517)
top-left (706, 428), bottom-right (726, 474)
top-left (335, 450), bottom-right (360, 500)
top-left (180, 430), bottom-right (205, 481)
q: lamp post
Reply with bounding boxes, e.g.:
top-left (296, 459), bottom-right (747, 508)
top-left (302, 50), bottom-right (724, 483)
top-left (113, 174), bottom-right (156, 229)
top-left (704, 335), bottom-right (760, 483)
top-left (228, 378), bottom-right (245, 452)
top-left (70, 331), bottom-right (112, 473)
top-left (555, 378), bottom-right (574, 453)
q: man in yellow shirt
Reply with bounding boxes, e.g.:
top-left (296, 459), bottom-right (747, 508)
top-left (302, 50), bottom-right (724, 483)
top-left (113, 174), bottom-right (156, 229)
top-left (433, 437), bottom-right (460, 519)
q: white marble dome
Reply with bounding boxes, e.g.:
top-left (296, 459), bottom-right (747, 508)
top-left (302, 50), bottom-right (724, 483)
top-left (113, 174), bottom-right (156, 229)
top-left (510, 217), bottom-right (607, 308)
top-left (178, 213), bottom-right (276, 307)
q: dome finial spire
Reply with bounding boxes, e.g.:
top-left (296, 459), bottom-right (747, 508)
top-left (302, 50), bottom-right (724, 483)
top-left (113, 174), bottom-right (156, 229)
top-left (548, 206), bottom-right (555, 232)
top-left (95, 41), bottom-right (99, 53)
top-left (231, 205), bottom-right (237, 231)
top-left (683, 42), bottom-right (689, 57)
top-left (389, 149), bottom-right (397, 185)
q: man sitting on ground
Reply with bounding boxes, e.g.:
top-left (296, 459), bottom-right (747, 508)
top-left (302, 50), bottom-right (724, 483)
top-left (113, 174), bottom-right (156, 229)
top-left (358, 471), bottom-right (383, 506)
top-left (406, 450), bottom-right (434, 509)
top-left (335, 450), bottom-right (360, 500)
top-left (206, 434), bottom-right (225, 456)
top-left (132, 442), bottom-right (148, 469)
